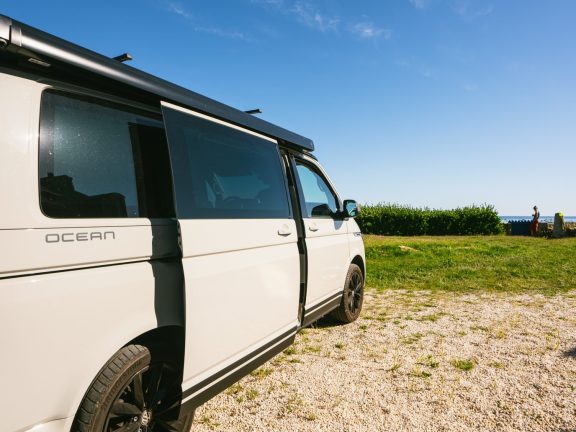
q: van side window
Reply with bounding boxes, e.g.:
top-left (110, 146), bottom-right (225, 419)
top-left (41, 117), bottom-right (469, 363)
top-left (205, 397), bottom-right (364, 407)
top-left (295, 161), bottom-right (339, 217)
top-left (39, 91), bottom-right (174, 218)
top-left (162, 107), bottom-right (291, 219)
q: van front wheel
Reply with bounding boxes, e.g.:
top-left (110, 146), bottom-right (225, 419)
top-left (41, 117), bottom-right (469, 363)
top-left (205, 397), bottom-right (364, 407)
top-left (72, 344), bottom-right (194, 432)
top-left (330, 263), bottom-right (364, 323)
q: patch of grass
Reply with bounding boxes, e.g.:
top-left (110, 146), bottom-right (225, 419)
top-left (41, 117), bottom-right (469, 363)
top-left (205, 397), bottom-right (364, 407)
top-left (246, 388), bottom-right (259, 401)
top-left (365, 235), bottom-right (576, 294)
top-left (418, 312), bottom-right (446, 322)
top-left (250, 367), bottom-right (273, 379)
top-left (304, 345), bottom-right (322, 354)
top-left (494, 329), bottom-right (507, 339)
top-left (285, 395), bottom-right (303, 414)
top-left (421, 301), bottom-right (438, 308)
top-left (417, 354), bottom-right (439, 368)
top-left (489, 361), bottom-right (505, 369)
top-left (401, 332), bottom-right (424, 345)
top-left (470, 325), bottom-right (489, 332)
top-left (305, 412), bottom-right (317, 421)
top-left (409, 366), bottom-right (432, 378)
top-left (334, 343), bottom-right (344, 349)
top-left (452, 359), bottom-right (475, 371)
top-left (225, 383), bottom-right (243, 395)
top-left (197, 415), bottom-right (220, 430)
top-left (283, 346), bottom-right (297, 355)
top-left (359, 324), bottom-right (368, 330)
top-left (387, 362), bottom-right (401, 373)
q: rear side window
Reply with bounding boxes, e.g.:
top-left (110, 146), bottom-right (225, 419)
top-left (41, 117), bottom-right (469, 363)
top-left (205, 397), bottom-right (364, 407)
top-left (39, 91), bottom-right (174, 218)
top-left (162, 107), bottom-right (291, 219)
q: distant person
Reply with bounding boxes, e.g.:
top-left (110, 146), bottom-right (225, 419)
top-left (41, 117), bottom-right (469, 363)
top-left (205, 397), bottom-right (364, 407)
top-left (530, 205), bottom-right (540, 236)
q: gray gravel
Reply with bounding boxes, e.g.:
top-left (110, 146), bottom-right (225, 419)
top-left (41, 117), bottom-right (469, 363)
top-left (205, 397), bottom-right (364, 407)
top-left (192, 289), bottom-right (576, 431)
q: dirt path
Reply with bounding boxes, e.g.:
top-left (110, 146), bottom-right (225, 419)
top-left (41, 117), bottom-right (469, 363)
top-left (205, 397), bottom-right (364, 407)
top-left (193, 289), bottom-right (576, 431)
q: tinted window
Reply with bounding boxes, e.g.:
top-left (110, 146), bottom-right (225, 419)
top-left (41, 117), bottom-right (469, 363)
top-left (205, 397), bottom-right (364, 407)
top-left (162, 107), bottom-right (291, 219)
top-left (39, 91), bottom-right (173, 218)
top-left (295, 161), bottom-right (338, 217)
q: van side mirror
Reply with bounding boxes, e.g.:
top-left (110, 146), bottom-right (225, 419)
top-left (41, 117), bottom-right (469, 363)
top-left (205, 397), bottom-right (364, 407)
top-left (343, 200), bottom-right (360, 218)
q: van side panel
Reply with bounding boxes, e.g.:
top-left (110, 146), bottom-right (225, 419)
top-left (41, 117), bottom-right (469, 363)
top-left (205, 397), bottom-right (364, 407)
top-left (0, 224), bottom-right (178, 277)
top-left (0, 72), bottom-right (41, 230)
top-left (180, 219), bottom-right (300, 380)
top-left (0, 73), bottom-right (180, 432)
top-left (0, 262), bottom-right (167, 432)
top-left (347, 218), bottom-right (366, 269)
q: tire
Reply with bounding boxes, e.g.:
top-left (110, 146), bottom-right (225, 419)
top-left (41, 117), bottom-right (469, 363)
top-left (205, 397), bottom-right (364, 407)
top-left (330, 264), bottom-right (364, 323)
top-left (72, 344), bottom-right (194, 432)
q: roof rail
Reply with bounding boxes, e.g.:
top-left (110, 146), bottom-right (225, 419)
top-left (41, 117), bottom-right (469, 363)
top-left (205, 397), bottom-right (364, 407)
top-left (0, 14), bottom-right (314, 151)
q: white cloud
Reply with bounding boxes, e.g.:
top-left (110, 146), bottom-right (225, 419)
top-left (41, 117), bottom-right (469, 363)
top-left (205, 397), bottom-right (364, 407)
top-left (251, 0), bottom-right (392, 42)
top-left (451, 1), bottom-right (493, 19)
top-left (291, 1), bottom-right (340, 32)
top-left (350, 22), bottom-right (392, 40)
top-left (167, 2), bottom-right (193, 19)
top-left (408, 0), bottom-right (430, 10)
top-left (251, 0), bottom-right (285, 6)
top-left (165, 2), bottom-right (250, 41)
top-left (194, 26), bottom-right (250, 41)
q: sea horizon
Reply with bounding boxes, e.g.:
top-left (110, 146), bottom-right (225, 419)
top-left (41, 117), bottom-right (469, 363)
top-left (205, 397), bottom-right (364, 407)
top-left (501, 215), bottom-right (576, 223)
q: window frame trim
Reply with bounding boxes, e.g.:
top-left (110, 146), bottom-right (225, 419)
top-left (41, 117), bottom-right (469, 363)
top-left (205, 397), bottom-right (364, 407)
top-left (161, 101), bottom-right (277, 144)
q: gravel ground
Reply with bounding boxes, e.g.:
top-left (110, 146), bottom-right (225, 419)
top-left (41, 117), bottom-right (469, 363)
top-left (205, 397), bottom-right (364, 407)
top-left (192, 289), bottom-right (576, 432)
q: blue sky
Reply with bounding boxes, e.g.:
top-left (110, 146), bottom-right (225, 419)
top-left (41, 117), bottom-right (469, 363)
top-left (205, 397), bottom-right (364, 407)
top-left (4, 1), bottom-right (575, 215)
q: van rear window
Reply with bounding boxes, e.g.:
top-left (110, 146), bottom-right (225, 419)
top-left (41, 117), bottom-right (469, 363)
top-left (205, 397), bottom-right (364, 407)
top-left (39, 91), bottom-right (173, 218)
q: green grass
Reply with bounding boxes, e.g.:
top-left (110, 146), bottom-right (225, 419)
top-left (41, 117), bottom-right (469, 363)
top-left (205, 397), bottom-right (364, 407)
top-left (365, 235), bottom-right (576, 294)
top-left (417, 354), bottom-right (440, 368)
top-left (400, 332), bottom-right (424, 345)
top-left (250, 367), bottom-right (273, 379)
top-left (452, 359), bottom-right (475, 371)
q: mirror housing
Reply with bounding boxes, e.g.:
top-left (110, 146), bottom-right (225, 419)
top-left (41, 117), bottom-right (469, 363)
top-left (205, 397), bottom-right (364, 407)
top-left (343, 199), bottom-right (361, 218)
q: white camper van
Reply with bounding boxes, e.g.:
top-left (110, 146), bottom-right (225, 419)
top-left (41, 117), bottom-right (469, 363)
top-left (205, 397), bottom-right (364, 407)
top-left (0, 15), bottom-right (365, 432)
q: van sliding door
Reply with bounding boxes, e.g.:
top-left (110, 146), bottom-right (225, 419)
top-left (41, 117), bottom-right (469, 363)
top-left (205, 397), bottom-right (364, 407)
top-left (161, 101), bottom-right (300, 409)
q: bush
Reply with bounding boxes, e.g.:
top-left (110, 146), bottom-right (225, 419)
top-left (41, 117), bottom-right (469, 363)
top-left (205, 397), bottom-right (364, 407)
top-left (356, 203), bottom-right (503, 236)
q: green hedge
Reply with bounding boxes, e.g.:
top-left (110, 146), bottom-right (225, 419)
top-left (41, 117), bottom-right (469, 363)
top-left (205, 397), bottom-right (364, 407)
top-left (356, 204), bottom-right (503, 236)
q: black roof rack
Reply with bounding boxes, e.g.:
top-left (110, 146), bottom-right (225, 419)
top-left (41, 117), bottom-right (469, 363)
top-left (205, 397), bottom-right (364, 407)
top-left (0, 15), bottom-right (314, 151)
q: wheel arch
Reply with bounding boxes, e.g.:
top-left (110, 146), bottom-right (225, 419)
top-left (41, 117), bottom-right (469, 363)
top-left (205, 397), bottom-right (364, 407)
top-left (128, 324), bottom-right (186, 372)
top-left (70, 324), bottom-right (187, 429)
top-left (351, 254), bottom-right (365, 279)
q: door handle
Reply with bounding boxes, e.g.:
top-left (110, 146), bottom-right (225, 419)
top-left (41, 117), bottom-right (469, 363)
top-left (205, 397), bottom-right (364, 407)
top-left (277, 225), bottom-right (293, 236)
top-left (308, 223), bottom-right (319, 232)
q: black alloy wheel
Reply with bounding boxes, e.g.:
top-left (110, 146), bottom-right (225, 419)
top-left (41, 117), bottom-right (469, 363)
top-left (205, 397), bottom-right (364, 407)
top-left (330, 263), bottom-right (364, 323)
top-left (72, 345), bottom-right (194, 432)
top-left (347, 271), bottom-right (363, 316)
top-left (105, 363), bottom-right (188, 432)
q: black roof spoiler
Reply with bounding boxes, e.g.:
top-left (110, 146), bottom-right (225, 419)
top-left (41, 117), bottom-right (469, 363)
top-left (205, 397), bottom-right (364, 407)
top-left (0, 15), bottom-right (314, 151)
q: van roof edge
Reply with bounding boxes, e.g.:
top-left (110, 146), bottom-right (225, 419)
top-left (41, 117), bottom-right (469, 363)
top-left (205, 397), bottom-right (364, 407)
top-left (0, 14), bottom-right (314, 151)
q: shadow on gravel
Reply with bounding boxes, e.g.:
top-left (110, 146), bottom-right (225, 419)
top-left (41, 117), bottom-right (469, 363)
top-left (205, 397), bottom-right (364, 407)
top-left (563, 346), bottom-right (576, 358)
top-left (309, 315), bottom-right (346, 329)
